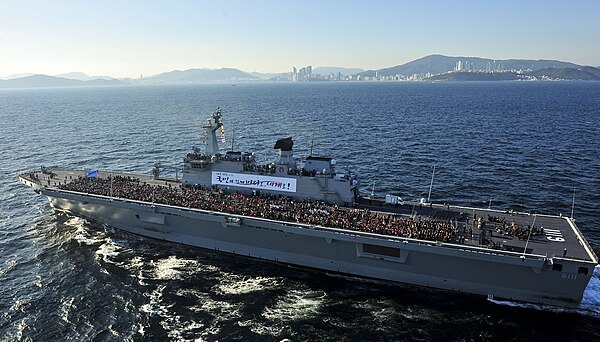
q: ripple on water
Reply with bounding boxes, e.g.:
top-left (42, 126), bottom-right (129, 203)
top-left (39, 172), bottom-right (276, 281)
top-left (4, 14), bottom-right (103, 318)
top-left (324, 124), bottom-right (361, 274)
top-left (2, 83), bottom-right (600, 340)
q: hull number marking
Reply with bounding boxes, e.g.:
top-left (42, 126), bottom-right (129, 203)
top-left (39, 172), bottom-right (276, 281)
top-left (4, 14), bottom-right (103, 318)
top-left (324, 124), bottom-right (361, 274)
top-left (545, 228), bottom-right (565, 242)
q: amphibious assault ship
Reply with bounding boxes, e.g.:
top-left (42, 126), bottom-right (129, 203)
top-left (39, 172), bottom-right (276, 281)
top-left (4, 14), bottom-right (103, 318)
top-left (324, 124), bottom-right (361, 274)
top-left (19, 108), bottom-right (598, 308)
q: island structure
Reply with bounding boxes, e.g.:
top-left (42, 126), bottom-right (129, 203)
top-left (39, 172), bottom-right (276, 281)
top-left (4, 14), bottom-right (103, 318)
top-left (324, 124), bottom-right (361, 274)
top-left (19, 108), bottom-right (598, 308)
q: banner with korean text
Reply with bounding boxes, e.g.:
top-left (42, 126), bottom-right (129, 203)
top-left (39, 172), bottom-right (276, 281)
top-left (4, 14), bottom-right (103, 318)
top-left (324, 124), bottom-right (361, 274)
top-left (211, 171), bottom-right (297, 193)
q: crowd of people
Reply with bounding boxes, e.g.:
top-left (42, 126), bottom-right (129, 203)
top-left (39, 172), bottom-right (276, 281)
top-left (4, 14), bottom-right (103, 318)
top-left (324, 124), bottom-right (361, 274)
top-left (487, 214), bottom-right (543, 240)
top-left (59, 175), bottom-right (467, 244)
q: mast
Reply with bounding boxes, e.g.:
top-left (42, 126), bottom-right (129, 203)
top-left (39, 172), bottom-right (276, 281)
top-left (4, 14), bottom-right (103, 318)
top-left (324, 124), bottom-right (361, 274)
top-left (201, 107), bottom-right (223, 156)
top-left (571, 188), bottom-right (576, 219)
top-left (427, 165), bottom-right (435, 202)
top-left (309, 130), bottom-right (315, 156)
top-left (522, 214), bottom-right (537, 258)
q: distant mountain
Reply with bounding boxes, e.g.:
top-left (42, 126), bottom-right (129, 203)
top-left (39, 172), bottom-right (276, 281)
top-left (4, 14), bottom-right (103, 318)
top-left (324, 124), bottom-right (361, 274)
top-left (358, 54), bottom-right (582, 77)
top-left (150, 68), bottom-right (258, 83)
top-left (313, 67), bottom-right (364, 76)
top-left (250, 71), bottom-right (288, 80)
top-left (1, 73), bottom-right (35, 80)
top-left (0, 74), bottom-right (126, 89)
top-left (55, 72), bottom-right (115, 81)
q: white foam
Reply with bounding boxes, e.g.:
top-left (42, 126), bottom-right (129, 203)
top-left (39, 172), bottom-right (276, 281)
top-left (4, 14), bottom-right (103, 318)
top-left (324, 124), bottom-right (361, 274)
top-left (9, 299), bottom-right (23, 312)
top-left (69, 218), bottom-right (105, 246)
top-left (352, 298), bottom-right (400, 323)
top-left (0, 258), bottom-right (18, 277)
top-left (175, 288), bottom-right (243, 339)
top-left (238, 319), bottom-right (285, 337)
top-left (141, 285), bottom-right (206, 341)
top-left (16, 318), bottom-right (27, 341)
top-left (214, 275), bottom-right (281, 295)
top-left (59, 297), bottom-right (76, 324)
top-left (151, 255), bottom-right (199, 280)
top-left (262, 289), bottom-right (326, 322)
top-left (95, 238), bottom-right (121, 262)
top-left (140, 285), bottom-right (170, 320)
top-left (35, 275), bottom-right (43, 288)
top-left (579, 265), bottom-right (600, 315)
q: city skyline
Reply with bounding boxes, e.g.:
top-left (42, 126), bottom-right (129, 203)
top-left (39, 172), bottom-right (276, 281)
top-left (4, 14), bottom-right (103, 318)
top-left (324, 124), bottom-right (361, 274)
top-left (1, 0), bottom-right (600, 78)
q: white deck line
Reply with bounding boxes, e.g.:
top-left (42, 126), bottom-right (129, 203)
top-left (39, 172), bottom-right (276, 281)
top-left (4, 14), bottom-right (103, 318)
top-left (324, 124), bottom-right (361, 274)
top-left (566, 217), bottom-right (599, 263)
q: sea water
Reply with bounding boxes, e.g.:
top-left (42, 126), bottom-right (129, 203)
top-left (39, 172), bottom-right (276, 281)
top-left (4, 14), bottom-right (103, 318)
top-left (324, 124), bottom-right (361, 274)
top-left (1, 82), bottom-right (599, 340)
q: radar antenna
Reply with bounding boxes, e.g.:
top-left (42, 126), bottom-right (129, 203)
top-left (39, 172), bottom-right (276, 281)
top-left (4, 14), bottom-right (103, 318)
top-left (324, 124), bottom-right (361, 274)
top-left (212, 107), bottom-right (222, 130)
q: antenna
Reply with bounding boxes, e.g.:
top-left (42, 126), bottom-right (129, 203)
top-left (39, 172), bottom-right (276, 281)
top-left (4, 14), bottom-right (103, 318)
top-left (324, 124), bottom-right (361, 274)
top-left (231, 128), bottom-right (235, 152)
top-left (571, 188), bottom-right (576, 219)
top-left (522, 214), bottom-right (537, 258)
top-left (371, 181), bottom-right (375, 198)
top-left (309, 130), bottom-right (315, 156)
top-left (427, 165), bottom-right (436, 202)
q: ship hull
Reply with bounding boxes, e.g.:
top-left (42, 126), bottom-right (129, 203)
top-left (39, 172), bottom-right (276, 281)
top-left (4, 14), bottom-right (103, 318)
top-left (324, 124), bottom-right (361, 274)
top-left (42, 188), bottom-right (594, 308)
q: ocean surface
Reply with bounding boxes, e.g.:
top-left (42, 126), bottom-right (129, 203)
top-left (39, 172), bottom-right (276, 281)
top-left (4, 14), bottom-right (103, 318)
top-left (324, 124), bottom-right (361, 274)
top-left (1, 82), bottom-right (600, 341)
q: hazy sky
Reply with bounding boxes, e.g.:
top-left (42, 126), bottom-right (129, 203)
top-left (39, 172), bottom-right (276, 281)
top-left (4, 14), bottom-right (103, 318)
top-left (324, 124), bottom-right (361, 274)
top-left (1, 0), bottom-right (599, 78)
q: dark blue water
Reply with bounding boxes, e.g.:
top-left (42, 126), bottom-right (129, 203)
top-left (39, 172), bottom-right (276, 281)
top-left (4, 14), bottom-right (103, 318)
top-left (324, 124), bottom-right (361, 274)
top-left (1, 82), bottom-right (600, 341)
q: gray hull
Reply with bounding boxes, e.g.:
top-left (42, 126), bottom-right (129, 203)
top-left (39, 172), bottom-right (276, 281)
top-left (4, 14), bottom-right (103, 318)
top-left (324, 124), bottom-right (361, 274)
top-left (44, 188), bottom-right (594, 308)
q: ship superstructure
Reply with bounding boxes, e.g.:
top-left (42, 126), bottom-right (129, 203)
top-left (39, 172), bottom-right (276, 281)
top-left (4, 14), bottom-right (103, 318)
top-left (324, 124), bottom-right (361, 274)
top-left (179, 107), bottom-right (358, 205)
top-left (19, 108), bottom-right (598, 308)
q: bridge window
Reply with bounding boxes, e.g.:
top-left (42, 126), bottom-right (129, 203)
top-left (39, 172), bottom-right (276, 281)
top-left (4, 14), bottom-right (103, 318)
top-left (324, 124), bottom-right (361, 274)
top-left (578, 267), bottom-right (589, 275)
top-left (552, 264), bottom-right (563, 272)
top-left (191, 162), bottom-right (207, 169)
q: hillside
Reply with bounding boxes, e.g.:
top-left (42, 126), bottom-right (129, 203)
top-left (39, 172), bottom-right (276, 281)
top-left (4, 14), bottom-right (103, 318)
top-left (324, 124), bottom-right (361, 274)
top-left (527, 67), bottom-right (600, 80)
top-left (424, 66), bottom-right (600, 82)
top-left (425, 72), bottom-right (520, 81)
top-left (359, 54), bottom-right (581, 77)
top-left (150, 68), bottom-right (258, 83)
